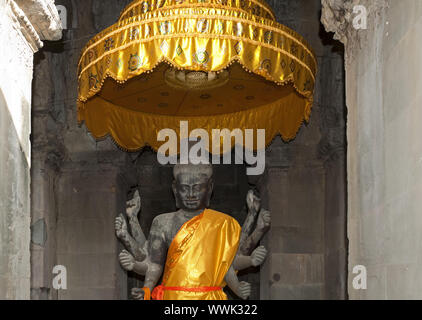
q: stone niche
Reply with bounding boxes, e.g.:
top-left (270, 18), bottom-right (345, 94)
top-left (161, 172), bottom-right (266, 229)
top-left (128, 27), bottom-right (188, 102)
top-left (0, 0), bottom-right (61, 300)
top-left (30, 0), bottom-right (347, 300)
top-left (125, 151), bottom-right (252, 299)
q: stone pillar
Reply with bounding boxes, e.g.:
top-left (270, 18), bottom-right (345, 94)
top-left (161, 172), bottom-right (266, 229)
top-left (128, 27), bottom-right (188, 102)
top-left (260, 0), bottom-right (346, 300)
top-left (262, 152), bottom-right (326, 300)
top-left (318, 34), bottom-right (348, 299)
top-left (322, 151), bottom-right (347, 299)
top-left (30, 50), bottom-right (65, 299)
top-left (0, 0), bottom-right (61, 299)
top-left (322, 0), bottom-right (422, 299)
top-left (56, 166), bottom-right (127, 300)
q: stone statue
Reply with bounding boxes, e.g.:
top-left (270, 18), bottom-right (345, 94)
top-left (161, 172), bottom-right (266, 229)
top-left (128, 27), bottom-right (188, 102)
top-left (115, 164), bottom-right (270, 300)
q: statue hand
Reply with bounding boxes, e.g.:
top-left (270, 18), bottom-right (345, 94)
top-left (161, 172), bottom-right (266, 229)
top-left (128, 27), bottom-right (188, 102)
top-left (119, 250), bottom-right (135, 271)
top-left (257, 209), bottom-right (271, 231)
top-left (238, 281), bottom-right (252, 300)
top-left (251, 246), bottom-right (267, 267)
top-left (246, 190), bottom-right (254, 211)
top-left (126, 190), bottom-right (141, 219)
top-left (131, 288), bottom-right (145, 300)
top-left (115, 214), bottom-right (128, 240)
top-left (246, 190), bottom-right (261, 214)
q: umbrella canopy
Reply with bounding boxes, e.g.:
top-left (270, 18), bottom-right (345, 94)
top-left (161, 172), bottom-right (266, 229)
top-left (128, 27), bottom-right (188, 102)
top-left (77, 0), bottom-right (317, 152)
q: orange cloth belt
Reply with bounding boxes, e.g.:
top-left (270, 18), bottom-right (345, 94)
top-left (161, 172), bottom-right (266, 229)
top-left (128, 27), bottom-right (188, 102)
top-left (142, 287), bottom-right (151, 301)
top-left (150, 285), bottom-right (222, 300)
top-left (141, 210), bottom-right (241, 300)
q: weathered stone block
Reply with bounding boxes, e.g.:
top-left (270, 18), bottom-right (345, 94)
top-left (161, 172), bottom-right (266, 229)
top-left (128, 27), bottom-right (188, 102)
top-left (57, 253), bottom-right (118, 289)
top-left (270, 226), bottom-right (323, 254)
top-left (270, 284), bottom-right (324, 300)
top-left (57, 218), bottom-right (116, 254)
top-left (59, 287), bottom-right (118, 300)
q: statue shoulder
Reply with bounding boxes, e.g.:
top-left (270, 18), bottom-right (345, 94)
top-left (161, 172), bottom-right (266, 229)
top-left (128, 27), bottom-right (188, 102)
top-left (205, 209), bottom-right (241, 229)
top-left (151, 211), bottom-right (177, 227)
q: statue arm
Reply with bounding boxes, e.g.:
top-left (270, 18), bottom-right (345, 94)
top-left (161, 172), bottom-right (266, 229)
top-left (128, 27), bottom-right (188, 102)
top-left (133, 260), bottom-right (148, 275)
top-left (233, 246), bottom-right (268, 271)
top-left (119, 249), bottom-right (148, 275)
top-left (233, 254), bottom-right (253, 271)
top-left (125, 234), bottom-right (145, 260)
top-left (238, 190), bottom-right (260, 255)
top-left (241, 209), bottom-right (271, 255)
top-left (115, 214), bottom-right (146, 261)
top-left (142, 218), bottom-right (167, 294)
top-left (143, 260), bottom-right (163, 294)
top-left (128, 216), bottom-right (146, 246)
top-left (241, 229), bottom-right (263, 255)
top-left (238, 209), bottom-right (258, 254)
top-left (224, 265), bottom-right (251, 300)
top-left (126, 190), bottom-right (147, 245)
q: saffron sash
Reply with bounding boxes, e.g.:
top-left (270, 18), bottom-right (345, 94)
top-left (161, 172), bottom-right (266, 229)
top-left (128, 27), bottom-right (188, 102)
top-left (152, 209), bottom-right (241, 300)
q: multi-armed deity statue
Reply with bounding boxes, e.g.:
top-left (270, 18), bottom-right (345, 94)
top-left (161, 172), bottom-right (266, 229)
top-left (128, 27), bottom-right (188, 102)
top-left (76, 0), bottom-right (314, 300)
top-left (115, 163), bottom-right (270, 300)
top-left (74, 0), bottom-right (316, 301)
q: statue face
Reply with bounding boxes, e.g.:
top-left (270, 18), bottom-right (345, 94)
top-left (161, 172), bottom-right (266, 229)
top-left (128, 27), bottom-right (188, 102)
top-left (173, 173), bottom-right (213, 211)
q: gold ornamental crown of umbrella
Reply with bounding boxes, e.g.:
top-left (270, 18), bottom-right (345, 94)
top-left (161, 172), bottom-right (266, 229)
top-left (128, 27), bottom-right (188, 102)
top-left (77, 0), bottom-right (317, 152)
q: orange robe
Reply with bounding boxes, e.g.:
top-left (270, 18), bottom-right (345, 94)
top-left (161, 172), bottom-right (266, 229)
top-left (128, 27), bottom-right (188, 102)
top-left (152, 209), bottom-right (241, 300)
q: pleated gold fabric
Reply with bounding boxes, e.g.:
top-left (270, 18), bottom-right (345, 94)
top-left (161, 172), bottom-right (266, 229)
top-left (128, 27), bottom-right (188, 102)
top-left (153, 209), bottom-right (240, 300)
top-left (77, 0), bottom-right (317, 152)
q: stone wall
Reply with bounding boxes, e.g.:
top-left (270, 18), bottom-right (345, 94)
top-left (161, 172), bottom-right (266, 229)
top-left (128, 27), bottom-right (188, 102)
top-left (322, 0), bottom-right (422, 299)
top-left (261, 0), bottom-right (347, 300)
top-left (30, 0), bottom-right (132, 299)
top-left (55, 166), bottom-right (127, 299)
top-left (0, 0), bottom-right (61, 299)
top-left (30, 0), bottom-right (347, 300)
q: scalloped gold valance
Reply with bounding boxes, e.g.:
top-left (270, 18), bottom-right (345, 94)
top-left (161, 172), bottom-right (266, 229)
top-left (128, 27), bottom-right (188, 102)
top-left (77, 0), bottom-right (317, 152)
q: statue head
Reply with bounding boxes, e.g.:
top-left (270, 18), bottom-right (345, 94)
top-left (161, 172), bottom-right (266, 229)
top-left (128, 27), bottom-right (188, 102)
top-left (172, 163), bottom-right (214, 211)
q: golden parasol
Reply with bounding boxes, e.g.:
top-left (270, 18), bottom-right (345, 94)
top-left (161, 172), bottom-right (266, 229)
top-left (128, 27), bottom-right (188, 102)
top-left (77, 0), bottom-right (317, 152)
